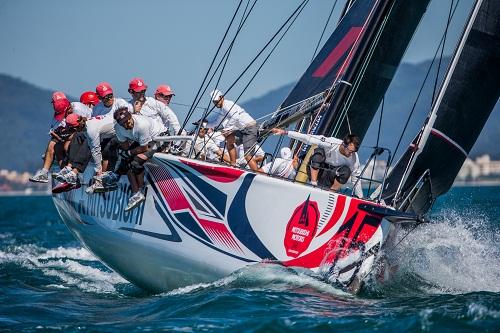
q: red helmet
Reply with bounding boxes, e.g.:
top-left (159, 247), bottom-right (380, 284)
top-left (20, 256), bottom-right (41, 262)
top-left (65, 113), bottom-right (80, 127)
top-left (51, 91), bottom-right (67, 103)
top-left (80, 91), bottom-right (100, 106)
top-left (95, 82), bottom-right (113, 97)
top-left (129, 77), bottom-right (147, 92)
top-left (155, 84), bottom-right (175, 96)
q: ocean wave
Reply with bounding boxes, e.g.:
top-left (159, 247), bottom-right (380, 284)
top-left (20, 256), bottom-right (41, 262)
top-left (164, 263), bottom-right (350, 297)
top-left (0, 243), bottom-right (127, 293)
top-left (372, 207), bottom-right (500, 295)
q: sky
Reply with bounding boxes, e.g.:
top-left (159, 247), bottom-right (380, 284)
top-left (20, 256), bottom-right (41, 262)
top-left (0, 0), bottom-right (474, 118)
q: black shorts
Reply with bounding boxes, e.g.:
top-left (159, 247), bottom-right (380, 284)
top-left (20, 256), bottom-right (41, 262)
top-left (101, 137), bottom-right (120, 171)
top-left (67, 132), bottom-right (91, 173)
top-left (309, 147), bottom-right (351, 186)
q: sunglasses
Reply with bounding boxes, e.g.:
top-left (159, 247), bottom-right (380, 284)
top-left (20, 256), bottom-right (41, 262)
top-left (157, 93), bottom-right (173, 99)
top-left (100, 94), bottom-right (113, 100)
top-left (343, 143), bottom-right (357, 153)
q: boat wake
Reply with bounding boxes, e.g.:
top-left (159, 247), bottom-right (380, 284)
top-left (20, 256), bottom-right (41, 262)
top-left (165, 263), bottom-right (350, 298)
top-left (0, 243), bottom-right (128, 294)
top-left (367, 208), bottom-right (500, 295)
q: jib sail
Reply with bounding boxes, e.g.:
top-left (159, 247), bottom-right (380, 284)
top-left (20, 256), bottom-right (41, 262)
top-left (382, 0), bottom-right (500, 214)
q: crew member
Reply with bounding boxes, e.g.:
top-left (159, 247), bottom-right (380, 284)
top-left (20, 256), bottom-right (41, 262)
top-left (78, 91), bottom-right (100, 117)
top-left (154, 84), bottom-right (175, 106)
top-left (271, 128), bottom-right (363, 197)
top-left (128, 78), bottom-right (181, 135)
top-left (30, 92), bottom-right (79, 182)
top-left (191, 119), bottom-right (230, 163)
top-left (259, 147), bottom-right (298, 180)
top-left (207, 89), bottom-right (258, 171)
top-left (86, 82), bottom-right (131, 177)
top-left (113, 107), bottom-right (166, 211)
top-left (52, 114), bottom-right (89, 190)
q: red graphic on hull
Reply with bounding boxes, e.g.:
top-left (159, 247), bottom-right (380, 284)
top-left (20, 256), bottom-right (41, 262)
top-left (180, 159), bottom-right (244, 183)
top-left (284, 195), bottom-right (320, 258)
top-left (282, 197), bottom-right (382, 268)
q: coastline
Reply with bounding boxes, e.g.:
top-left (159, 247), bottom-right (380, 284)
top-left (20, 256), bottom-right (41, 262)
top-left (1, 181), bottom-right (499, 198)
top-left (0, 190), bottom-right (50, 197)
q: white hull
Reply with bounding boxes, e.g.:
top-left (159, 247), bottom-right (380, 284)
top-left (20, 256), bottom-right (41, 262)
top-left (53, 153), bottom-right (393, 293)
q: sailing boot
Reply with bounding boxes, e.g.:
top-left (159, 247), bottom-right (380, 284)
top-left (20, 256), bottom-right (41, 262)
top-left (125, 191), bottom-right (146, 211)
top-left (52, 166), bottom-right (72, 182)
top-left (29, 169), bottom-right (49, 183)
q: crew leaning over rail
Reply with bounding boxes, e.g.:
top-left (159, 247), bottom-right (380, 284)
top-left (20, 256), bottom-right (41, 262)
top-left (271, 128), bottom-right (363, 198)
top-left (85, 82), bottom-right (132, 193)
top-left (113, 107), bottom-right (167, 211)
top-left (30, 92), bottom-right (93, 183)
top-left (51, 114), bottom-right (89, 191)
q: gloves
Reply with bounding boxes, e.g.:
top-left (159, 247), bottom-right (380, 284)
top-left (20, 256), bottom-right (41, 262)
top-left (170, 144), bottom-right (183, 155)
top-left (119, 149), bottom-right (132, 160)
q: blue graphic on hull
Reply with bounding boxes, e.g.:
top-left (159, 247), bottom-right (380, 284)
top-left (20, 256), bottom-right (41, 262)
top-left (228, 174), bottom-right (277, 260)
top-left (146, 173), bottom-right (255, 263)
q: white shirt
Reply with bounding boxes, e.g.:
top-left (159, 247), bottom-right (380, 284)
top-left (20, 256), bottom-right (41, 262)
top-left (236, 143), bottom-right (265, 167)
top-left (71, 102), bottom-right (92, 119)
top-left (115, 114), bottom-right (166, 146)
top-left (48, 102), bottom-right (92, 136)
top-left (261, 158), bottom-right (296, 179)
top-left (208, 130), bottom-right (225, 148)
top-left (192, 136), bottom-right (221, 161)
top-left (85, 114), bottom-right (116, 173)
top-left (206, 99), bottom-right (255, 131)
top-left (92, 97), bottom-right (131, 117)
top-left (131, 97), bottom-right (181, 134)
top-left (287, 131), bottom-right (363, 198)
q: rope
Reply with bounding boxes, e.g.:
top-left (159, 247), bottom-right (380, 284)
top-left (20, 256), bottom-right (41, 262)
top-left (194, 0), bottom-right (258, 124)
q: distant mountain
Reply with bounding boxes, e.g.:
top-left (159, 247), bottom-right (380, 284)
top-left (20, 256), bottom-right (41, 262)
top-left (1, 60), bottom-right (498, 172)
top-left (0, 74), bottom-right (76, 172)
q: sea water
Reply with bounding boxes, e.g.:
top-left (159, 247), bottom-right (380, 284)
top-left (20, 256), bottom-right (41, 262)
top-left (0, 187), bottom-right (499, 332)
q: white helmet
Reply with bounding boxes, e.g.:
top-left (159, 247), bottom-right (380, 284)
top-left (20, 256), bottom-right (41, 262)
top-left (280, 147), bottom-right (293, 160)
top-left (210, 89), bottom-right (223, 102)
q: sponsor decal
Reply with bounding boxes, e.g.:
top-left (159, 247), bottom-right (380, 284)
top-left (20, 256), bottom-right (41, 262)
top-left (62, 182), bottom-right (146, 225)
top-left (284, 195), bottom-right (320, 258)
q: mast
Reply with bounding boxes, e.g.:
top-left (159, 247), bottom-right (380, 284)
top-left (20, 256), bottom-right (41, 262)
top-left (382, 0), bottom-right (500, 214)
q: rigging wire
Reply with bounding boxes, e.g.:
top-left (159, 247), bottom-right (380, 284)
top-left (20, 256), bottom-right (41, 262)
top-left (310, 0), bottom-right (339, 62)
top-left (180, 0), bottom-right (245, 132)
top-left (191, 0), bottom-right (310, 161)
top-left (389, 0), bottom-right (460, 165)
top-left (189, 0), bottom-right (257, 157)
top-left (201, 0), bottom-right (309, 138)
top-left (430, 0), bottom-right (454, 106)
top-left (191, 0), bottom-right (258, 125)
top-left (225, 0), bottom-right (311, 169)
